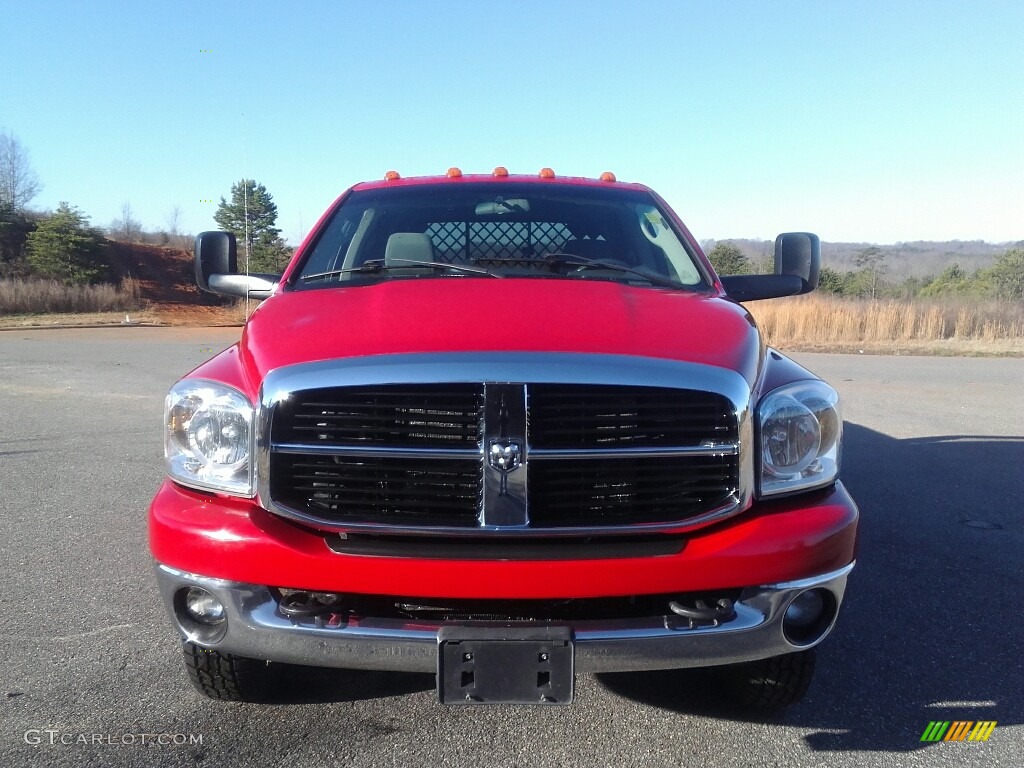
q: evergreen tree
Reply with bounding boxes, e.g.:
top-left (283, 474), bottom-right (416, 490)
top-left (987, 248), bottom-right (1024, 300)
top-left (707, 242), bottom-right (750, 275)
top-left (919, 264), bottom-right (982, 298)
top-left (817, 266), bottom-right (846, 295)
top-left (25, 202), bottom-right (108, 284)
top-left (213, 179), bottom-right (290, 273)
top-left (0, 201), bottom-right (36, 277)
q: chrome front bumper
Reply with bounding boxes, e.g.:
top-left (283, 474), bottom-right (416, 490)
top-left (155, 562), bottom-right (854, 673)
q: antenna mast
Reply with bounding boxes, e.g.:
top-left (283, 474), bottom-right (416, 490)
top-left (241, 113), bottom-right (251, 315)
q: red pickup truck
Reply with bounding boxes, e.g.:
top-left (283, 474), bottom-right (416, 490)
top-left (150, 169), bottom-right (858, 708)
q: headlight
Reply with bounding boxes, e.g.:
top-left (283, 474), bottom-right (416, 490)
top-left (165, 380), bottom-right (254, 496)
top-left (757, 380), bottom-right (841, 497)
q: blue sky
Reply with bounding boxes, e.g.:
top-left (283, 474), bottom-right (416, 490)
top-left (2, 1), bottom-right (1021, 245)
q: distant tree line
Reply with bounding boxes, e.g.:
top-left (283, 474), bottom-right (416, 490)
top-left (1, 128), bottom-right (293, 286)
top-left (1, 192), bottom-right (294, 286)
top-left (3, 125), bottom-right (1019, 297)
top-left (707, 241), bottom-right (1024, 301)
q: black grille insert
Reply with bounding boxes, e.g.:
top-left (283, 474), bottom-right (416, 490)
top-left (528, 454), bottom-right (739, 527)
top-left (270, 454), bottom-right (483, 528)
top-left (273, 384), bottom-right (484, 448)
top-left (528, 385), bottom-right (736, 449)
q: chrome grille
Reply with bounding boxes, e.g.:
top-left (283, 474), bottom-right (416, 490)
top-left (260, 358), bottom-right (746, 536)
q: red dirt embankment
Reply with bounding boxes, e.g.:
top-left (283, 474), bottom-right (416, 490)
top-left (106, 241), bottom-right (242, 325)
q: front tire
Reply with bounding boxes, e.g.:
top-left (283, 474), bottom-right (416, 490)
top-left (725, 649), bottom-right (816, 710)
top-left (182, 641), bottom-right (272, 702)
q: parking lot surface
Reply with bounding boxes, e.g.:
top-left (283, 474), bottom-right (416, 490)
top-left (1, 328), bottom-right (1021, 767)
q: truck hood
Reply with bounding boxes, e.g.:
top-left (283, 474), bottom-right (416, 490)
top-left (237, 278), bottom-right (762, 389)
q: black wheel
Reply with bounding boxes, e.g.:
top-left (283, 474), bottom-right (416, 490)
top-left (182, 641), bottom-right (272, 702)
top-left (725, 649), bottom-right (816, 710)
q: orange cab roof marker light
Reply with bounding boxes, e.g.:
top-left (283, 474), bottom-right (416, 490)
top-left (446, 167), bottom-right (463, 178)
top-left (492, 166), bottom-right (509, 177)
top-left (600, 171), bottom-right (617, 182)
top-left (384, 170), bottom-right (401, 181)
top-left (539, 168), bottom-right (555, 179)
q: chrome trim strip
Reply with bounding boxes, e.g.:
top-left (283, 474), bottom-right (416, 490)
top-left (259, 352), bottom-right (751, 394)
top-left (764, 561), bottom-right (855, 590)
top-left (256, 352), bottom-right (754, 536)
top-left (272, 443), bottom-right (482, 459)
top-left (263, 497), bottom-right (742, 538)
top-left (269, 447), bottom-right (740, 503)
top-left (529, 445), bottom-right (739, 460)
top-left (156, 561), bottom-right (854, 674)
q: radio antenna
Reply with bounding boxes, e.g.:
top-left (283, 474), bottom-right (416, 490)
top-left (241, 112), bottom-right (251, 316)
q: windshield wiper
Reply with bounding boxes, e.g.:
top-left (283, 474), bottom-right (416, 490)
top-left (542, 254), bottom-right (684, 289)
top-left (301, 259), bottom-right (502, 283)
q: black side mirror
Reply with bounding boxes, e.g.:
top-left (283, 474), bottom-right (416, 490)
top-left (774, 232), bottom-right (820, 292)
top-left (195, 231), bottom-right (237, 292)
top-left (194, 230), bottom-right (278, 299)
top-left (721, 232), bottom-right (821, 302)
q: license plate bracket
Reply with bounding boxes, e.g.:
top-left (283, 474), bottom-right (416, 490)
top-left (437, 626), bottom-right (574, 705)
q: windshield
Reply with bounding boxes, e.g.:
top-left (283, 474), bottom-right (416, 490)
top-left (293, 182), bottom-right (707, 290)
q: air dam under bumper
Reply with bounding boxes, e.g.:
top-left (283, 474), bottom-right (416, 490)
top-left (156, 562), bottom-right (854, 673)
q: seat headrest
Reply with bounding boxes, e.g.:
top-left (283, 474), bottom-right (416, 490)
top-left (385, 232), bottom-right (434, 266)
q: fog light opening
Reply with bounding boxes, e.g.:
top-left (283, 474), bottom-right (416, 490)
top-left (184, 587), bottom-right (226, 625)
top-left (782, 588), bottom-right (836, 646)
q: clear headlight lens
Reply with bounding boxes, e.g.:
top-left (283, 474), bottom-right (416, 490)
top-left (758, 381), bottom-right (841, 497)
top-left (165, 380), bottom-right (254, 496)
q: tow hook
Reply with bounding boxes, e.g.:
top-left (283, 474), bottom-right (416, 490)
top-left (666, 598), bottom-right (736, 629)
top-left (278, 591), bottom-right (348, 626)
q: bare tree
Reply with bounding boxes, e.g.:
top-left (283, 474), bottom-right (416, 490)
top-left (854, 246), bottom-right (887, 299)
top-left (0, 130), bottom-right (42, 211)
top-left (754, 239), bottom-right (774, 274)
top-left (164, 205), bottom-right (182, 237)
top-left (110, 202), bottom-right (142, 243)
top-left (162, 205), bottom-right (194, 248)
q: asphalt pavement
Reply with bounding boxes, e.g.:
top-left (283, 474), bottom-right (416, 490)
top-left (0, 328), bottom-right (1021, 768)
